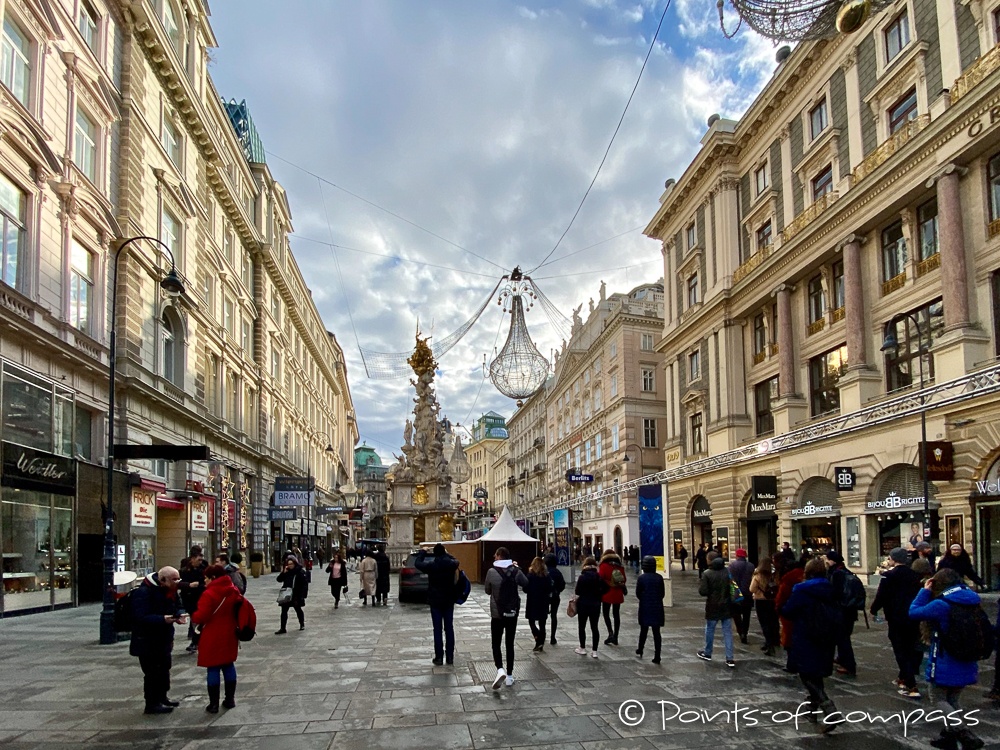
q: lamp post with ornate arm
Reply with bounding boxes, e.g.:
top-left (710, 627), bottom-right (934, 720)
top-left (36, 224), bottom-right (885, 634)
top-left (881, 312), bottom-right (931, 541)
top-left (100, 236), bottom-right (185, 645)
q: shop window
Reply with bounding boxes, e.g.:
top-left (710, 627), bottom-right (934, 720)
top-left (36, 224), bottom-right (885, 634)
top-left (753, 313), bottom-right (766, 356)
top-left (69, 240), bottom-right (93, 334)
top-left (755, 164), bottom-right (768, 195)
top-left (885, 10), bottom-right (910, 62)
top-left (832, 260), bottom-right (845, 311)
top-left (888, 89), bottom-right (918, 134)
top-left (74, 108), bottom-right (98, 184)
top-left (808, 275), bottom-right (825, 324)
top-left (884, 298), bottom-right (945, 391)
top-left (78, 1), bottom-right (99, 54)
top-left (755, 376), bottom-right (778, 436)
top-left (689, 413), bottom-right (703, 454)
top-left (809, 99), bottom-right (828, 141)
top-left (2, 362), bottom-right (67, 452)
top-left (756, 221), bottom-right (772, 254)
top-left (1, 16), bottom-right (30, 107)
top-left (2, 489), bottom-right (73, 611)
top-left (641, 367), bottom-right (655, 392)
top-left (917, 199), bottom-right (938, 261)
top-left (881, 219), bottom-right (907, 282)
top-left (643, 418), bottom-right (657, 449)
top-left (0, 172), bottom-right (27, 290)
top-left (809, 344), bottom-right (848, 416)
top-left (812, 166), bottom-right (833, 201)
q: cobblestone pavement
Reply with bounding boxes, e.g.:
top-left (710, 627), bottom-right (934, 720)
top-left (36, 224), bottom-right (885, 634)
top-left (1, 570), bottom-right (1000, 749)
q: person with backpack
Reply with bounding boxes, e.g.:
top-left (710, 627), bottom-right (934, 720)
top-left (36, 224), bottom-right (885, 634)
top-left (179, 546), bottom-right (207, 653)
top-left (415, 543), bottom-right (460, 666)
top-left (325, 553), bottom-right (348, 609)
top-left (525, 556), bottom-right (553, 652)
top-left (824, 551), bottom-right (862, 676)
top-left (544, 553), bottom-right (566, 645)
top-left (909, 568), bottom-right (988, 750)
top-left (698, 552), bottom-right (735, 667)
top-left (749, 556), bottom-right (780, 656)
top-left (275, 556), bottom-right (308, 634)
top-left (728, 549), bottom-right (754, 645)
top-left (695, 544), bottom-right (708, 579)
top-left (215, 553), bottom-right (247, 595)
top-left (870, 547), bottom-right (924, 698)
top-left (780, 557), bottom-right (842, 733)
top-left (191, 564), bottom-right (241, 713)
top-left (635, 555), bottom-right (665, 663)
top-left (374, 545), bottom-right (392, 606)
top-left (574, 556), bottom-right (610, 657)
top-left (598, 549), bottom-right (627, 645)
top-left (937, 544), bottom-right (984, 589)
top-left (483, 547), bottom-right (528, 688)
top-left (129, 566), bottom-right (187, 714)
top-left (679, 544), bottom-right (689, 572)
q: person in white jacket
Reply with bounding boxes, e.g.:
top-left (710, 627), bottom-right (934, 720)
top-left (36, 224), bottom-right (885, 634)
top-left (483, 547), bottom-right (528, 689)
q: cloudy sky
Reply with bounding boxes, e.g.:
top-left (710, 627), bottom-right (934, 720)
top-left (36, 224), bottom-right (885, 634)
top-left (207, 0), bottom-right (777, 460)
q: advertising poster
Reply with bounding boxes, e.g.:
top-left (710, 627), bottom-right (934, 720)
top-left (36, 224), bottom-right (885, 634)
top-left (131, 487), bottom-right (156, 528)
top-left (638, 485), bottom-right (664, 572)
top-left (554, 508), bottom-right (571, 566)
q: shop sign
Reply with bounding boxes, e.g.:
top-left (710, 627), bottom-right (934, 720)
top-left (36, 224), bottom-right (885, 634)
top-left (975, 479), bottom-right (1000, 496)
top-left (716, 527), bottom-right (730, 561)
top-left (923, 441), bottom-right (955, 481)
top-left (2, 443), bottom-right (75, 494)
top-left (269, 507), bottom-right (297, 521)
top-left (131, 487), bottom-right (156, 527)
top-left (834, 467), bottom-right (856, 492)
top-left (791, 502), bottom-right (837, 518)
top-left (691, 496), bottom-right (712, 521)
top-left (275, 476), bottom-right (314, 506)
top-left (749, 476), bottom-right (778, 518)
top-left (284, 519), bottom-right (302, 535)
top-left (473, 487), bottom-right (488, 499)
top-left (866, 492), bottom-right (925, 511)
top-left (566, 472), bottom-right (594, 483)
top-left (553, 509), bottom-right (571, 529)
top-left (190, 499), bottom-right (209, 531)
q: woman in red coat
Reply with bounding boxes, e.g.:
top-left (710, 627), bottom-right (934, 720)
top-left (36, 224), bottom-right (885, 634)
top-left (598, 550), bottom-right (627, 646)
top-left (192, 564), bottom-right (241, 713)
top-left (775, 554), bottom-right (810, 674)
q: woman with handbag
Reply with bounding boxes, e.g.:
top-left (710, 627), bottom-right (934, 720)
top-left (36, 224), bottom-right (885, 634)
top-left (598, 549), bottom-right (627, 646)
top-left (573, 557), bottom-right (610, 658)
top-left (275, 557), bottom-right (308, 634)
top-left (359, 550), bottom-right (378, 606)
top-left (191, 564), bottom-right (240, 713)
top-left (325, 553), bottom-right (348, 609)
top-left (750, 557), bottom-right (780, 656)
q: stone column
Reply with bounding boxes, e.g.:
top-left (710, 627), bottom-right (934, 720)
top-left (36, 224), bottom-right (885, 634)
top-left (775, 284), bottom-right (795, 397)
top-left (934, 166), bottom-right (970, 330)
top-left (842, 235), bottom-right (867, 368)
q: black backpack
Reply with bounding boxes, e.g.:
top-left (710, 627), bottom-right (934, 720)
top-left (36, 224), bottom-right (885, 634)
top-left (840, 569), bottom-right (866, 610)
top-left (497, 566), bottom-right (520, 617)
top-left (113, 589), bottom-right (134, 632)
top-left (941, 599), bottom-right (995, 663)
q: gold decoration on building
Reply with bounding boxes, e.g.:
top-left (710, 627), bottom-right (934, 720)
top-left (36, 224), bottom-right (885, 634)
top-left (438, 513), bottom-right (455, 541)
top-left (407, 335), bottom-right (437, 376)
top-left (412, 484), bottom-right (429, 505)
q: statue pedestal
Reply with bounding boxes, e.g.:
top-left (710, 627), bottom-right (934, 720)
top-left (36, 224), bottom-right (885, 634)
top-left (386, 480), bottom-right (453, 568)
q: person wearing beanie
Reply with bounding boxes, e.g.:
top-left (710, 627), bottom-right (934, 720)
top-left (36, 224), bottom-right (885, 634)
top-left (911, 541), bottom-right (936, 572)
top-left (415, 543), bottom-right (460, 666)
top-left (871, 547), bottom-right (924, 698)
top-left (824, 550), bottom-right (859, 677)
top-left (635, 556), bottom-right (665, 663)
top-left (728, 549), bottom-right (754, 645)
top-left (544, 553), bottom-right (566, 645)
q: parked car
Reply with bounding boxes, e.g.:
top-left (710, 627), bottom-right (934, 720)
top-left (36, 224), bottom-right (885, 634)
top-left (398, 550), bottom-right (433, 602)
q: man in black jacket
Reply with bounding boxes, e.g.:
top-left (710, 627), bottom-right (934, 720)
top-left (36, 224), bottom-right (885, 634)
top-left (374, 546), bottom-right (392, 606)
top-left (545, 553), bottom-right (566, 645)
top-left (870, 547), bottom-right (923, 697)
top-left (178, 546), bottom-right (206, 653)
top-left (129, 567), bottom-right (186, 714)
top-left (415, 544), bottom-right (460, 665)
top-left (698, 553), bottom-right (735, 667)
top-left (824, 551), bottom-right (858, 676)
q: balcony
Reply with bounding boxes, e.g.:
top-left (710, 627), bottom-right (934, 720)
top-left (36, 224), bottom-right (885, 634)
top-left (990, 218), bottom-right (1000, 239)
top-left (882, 271), bottom-right (907, 297)
top-left (807, 318), bottom-right (826, 336)
top-left (852, 115), bottom-right (930, 184)
top-left (916, 252), bottom-right (941, 278)
top-left (533, 436), bottom-right (545, 447)
top-left (506, 477), bottom-right (516, 488)
top-left (832, 306), bottom-right (845, 323)
top-left (533, 463), bottom-right (545, 474)
top-left (733, 243), bottom-right (774, 285)
top-left (780, 191), bottom-right (839, 244)
top-left (952, 42), bottom-right (1000, 104)
top-left (506, 457), bottom-right (514, 467)
top-left (752, 351), bottom-right (766, 365)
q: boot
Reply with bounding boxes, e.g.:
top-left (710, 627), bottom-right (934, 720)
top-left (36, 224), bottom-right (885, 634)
top-left (223, 680), bottom-right (237, 709)
top-left (206, 684), bottom-right (220, 714)
top-left (930, 730), bottom-right (960, 750)
top-left (955, 729), bottom-right (985, 750)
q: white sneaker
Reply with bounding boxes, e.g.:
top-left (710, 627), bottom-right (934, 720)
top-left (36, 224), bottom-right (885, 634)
top-left (505, 675), bottom-right (514, 686)
top-left (574, 647), bottom-right (587, 655)
top-left (491, 668), bottom-right (506, 690)
top-left (591, 651), bottom-right (599, 658)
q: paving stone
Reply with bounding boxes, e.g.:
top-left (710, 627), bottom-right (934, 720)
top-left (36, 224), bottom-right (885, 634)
top-left (328, 723), bottom-right (473, 750)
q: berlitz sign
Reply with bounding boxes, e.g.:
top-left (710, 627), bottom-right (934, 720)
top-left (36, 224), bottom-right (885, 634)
top-left (566, 472), bottom-right (594, 483)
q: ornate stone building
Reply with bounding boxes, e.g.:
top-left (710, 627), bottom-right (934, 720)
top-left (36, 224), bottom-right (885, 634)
top-left (505, 382), bottom-right (549, 538)
top-left (645, 0), bottom-right (1000, 579)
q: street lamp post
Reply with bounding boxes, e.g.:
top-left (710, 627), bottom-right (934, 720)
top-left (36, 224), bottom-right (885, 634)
top-left (100, 237), bottom-right (185, 645)
top-left (881, 313), bottom-right (931, 542)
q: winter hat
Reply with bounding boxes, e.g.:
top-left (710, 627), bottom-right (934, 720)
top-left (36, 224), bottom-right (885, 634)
top-left (914, 541), bottom-right (932, 553)
top-left (641, 555), bottom-right (657, 572)
top-left (825, 550), bottom-right (844, 564)
top-left (432, 543), bottom-right (447, 556)
top-left (735, 549), bottom-right (747, 558)
top-left (889, 547), bottom-right (910, 565)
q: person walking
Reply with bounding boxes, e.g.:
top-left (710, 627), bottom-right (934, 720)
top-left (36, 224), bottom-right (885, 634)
top-left (728, 549), bottom-right (754, 645)
top-left (191, 564), bottom-right (241, 713)
top-left (698, 552), bottom-right (735, 667)
top-left (936, 544), bottom-right (984, 589)
top-left (777, 553), bottom-right (810, 673)
top-left (679, 544), bottom-right (689, 572)
top-left (621, 546), bottom-right (630, 570)
top-left (912, 541), bottom-right (937, 573)
top-left (583, 542), bottom-right (593, 560)
top-left (695, 544), bottom-right (708, 579)
top-left (544, 553), bottom-right (566, 645)
top-left (129, 566), bottom-right (187, 714)
top-left (374, 545), bottom-right (391, 606)
top-left (909, 569), bottom-right (986, 750)
top-left (525, 557), bottom-right (553, 652)
top-left (415, 543), bottom-right (460, 665)
top-left (780, 557), bottom-right (842, 733)
top-left (179, 546), bottom-right (207, 653)
top-left (635, 556), bottom-right (665, 663)
top-left (779, 542), bottom-right (796, 565)
top-left (749, 556), bottom-right (780, 656)
top-left (870, 547), bottom-right (924, 698)
top-left (359, 549), bottom-right (377, 606)
top-left (275, 556), bottom-right (308, 633)
top-left (598, 549), bottom-right (626, 645)
top-left (824, 551), bottom-right (859, 676)
top-left (325, 553), bottom-right (348, 608)
top-left (484, 547), bottom-right (528, 689)
top-left (215, 552), bottom-right (247, 595)
top-left (574, 556), bottom-right (609, 658)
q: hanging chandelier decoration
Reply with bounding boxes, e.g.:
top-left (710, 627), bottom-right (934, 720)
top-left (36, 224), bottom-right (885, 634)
top-left (718, 0), bottom-right (888, 41)
top-left (489, 267), bottom-right (549, 406)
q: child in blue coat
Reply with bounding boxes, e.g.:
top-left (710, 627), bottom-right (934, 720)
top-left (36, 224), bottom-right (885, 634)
top-left (908, 568), bottom-right (985, 750)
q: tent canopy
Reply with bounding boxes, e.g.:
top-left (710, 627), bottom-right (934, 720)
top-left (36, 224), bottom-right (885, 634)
top-left (479, 505), bottom-right (539, 543)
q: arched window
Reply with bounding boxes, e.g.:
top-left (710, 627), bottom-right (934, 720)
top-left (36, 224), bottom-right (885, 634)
top-left (161, 308), bottom-right (184, 386)
top-left (161, 0), bottom-right (183, 58)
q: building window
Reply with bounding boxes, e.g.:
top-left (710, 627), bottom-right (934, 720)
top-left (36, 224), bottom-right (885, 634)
top-left (755, 376), bottom-right (778, 436)
top-left (686, 223), bottom-right (696, 250)
top-left (78, 1), bottom-right (99, 54)
top-left (690, 413), bottom-right (703, 454)
top-left (610, 341), bottom-right (617, 359)
top-left (756, 221), bottom-right (772, 254)
top-left (593, 389), bottom-right (601, 410)
top-left (584, 399), bottom-right (590, 420)
top-left (224, 296), bottom-right (236, 338)
top-left (574, 407), bottom-right (580, 427)
top-left (595, 432), bottom-right (602, 459)
top-left (2, 16), bottom-right (30, 107)
top-left (69, 241), bottom-right (93, 333)
top-left (990, 153), bottom-right (1000, 222)
top-left (594, 358), bottom-right (601, 374)
top-left (994, 7), bottom-right (1000, 43)
top-left (809, 99), bottom-right (828, 140)
top-left (271, 348), bottom-right (281, 380)
top-left (832, 260), bottom-right (845, 311)
top-left (162, 312), bottom-right (180, 385)
top-left (917, 199), bottom-right (938, 261)
top-left (885, 299), bottom-right (945, 391)
top-left (641, 368), bottom-right (655, 392)
top-left (161, 0), bottom-right (183, 57)
top-left (753, 313), bottom-right (766, 355)
top-left (641, 333), bottom-right (654, 351)
top-left (75, 406), bottom-right (93, 460)
top-left (689, 350), bottom-right (700, 381)
top-left (585, 440), bottom-right (592, 464)
top-left (74, 109), bottom-right (98, 183)
top-left (271, 290), bottom-right (280, 322)
top-left (612, 423), bottom-right (619, 451)
top-left (888, 88), bottom-right (918, 134)
top-left (881, 219), bottom-right (907, 282)
top-left (0, 172), bottom-right (26, 289)
top-left (808, 275), bottom-right (825, 324)
top-left (611, 375), bottom-right (618, 397)
top-left (993, 271), bottom-right (1000, 358)
top-left (241, 319), bottom-right (251, 354)
top-left (162, 115), bottom-right (181, 169)
top-left (161, 208), bottom-right (181, 268)
top-left (224, 229), bottom-right (234, 266)
top-left (643, 418), bottom-right (657, 449)
top-left (812, 166), bottom-right (833, 201)
top-left (809, 344), bottom-right (848, 416)
top-left (687, 273), bottom-right (699, 307)
top-left (755, 164), bottom-right (768, 195)
top-left (885, 10), bottom-right (910, 62)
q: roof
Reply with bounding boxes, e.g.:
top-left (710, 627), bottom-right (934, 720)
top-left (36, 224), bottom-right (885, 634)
top-left (222, 98), bottom-right (266, 164)
top-left (479, 506), bottom-right (539, 543)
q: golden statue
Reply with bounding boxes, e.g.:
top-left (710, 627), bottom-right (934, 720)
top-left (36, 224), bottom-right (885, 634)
top-left (412, 484), bottom-right (429, 505)
top-left (407, 335), bottom-right (437, 376)
top-left (438, 513), bottom-right (454, 542)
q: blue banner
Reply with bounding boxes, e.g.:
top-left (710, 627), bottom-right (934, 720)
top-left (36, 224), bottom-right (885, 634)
top-left (638, 485), bottom-right (664, 572)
